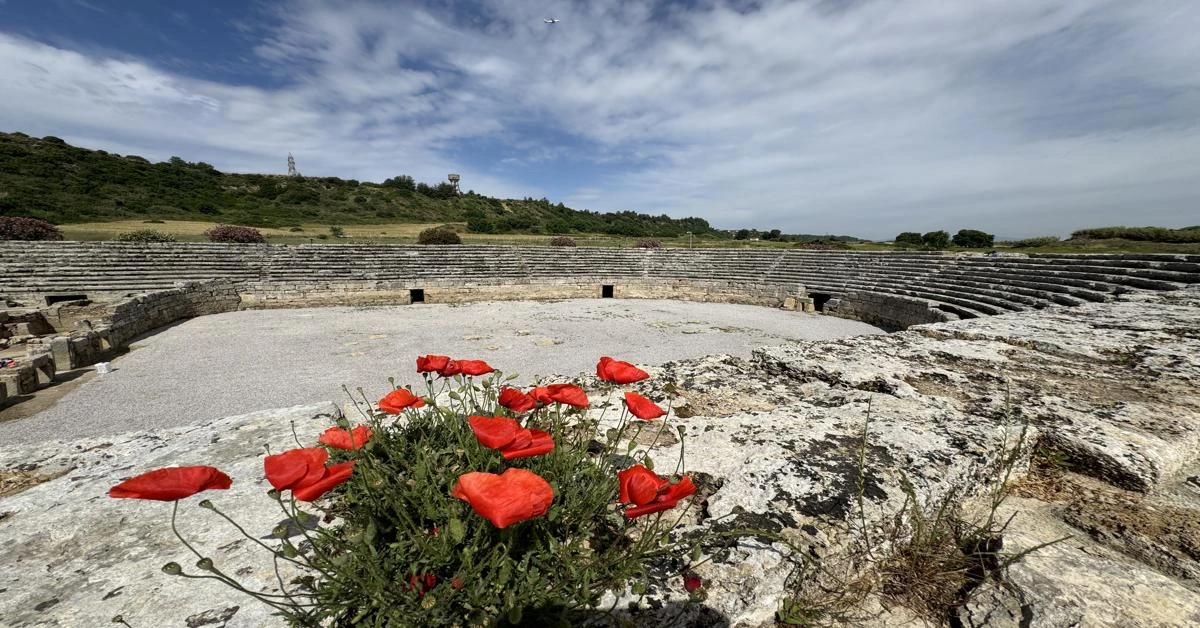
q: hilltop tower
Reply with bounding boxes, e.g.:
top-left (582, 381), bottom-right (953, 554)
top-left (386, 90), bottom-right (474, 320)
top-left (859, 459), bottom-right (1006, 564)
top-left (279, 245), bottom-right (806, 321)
top-left (447, 173), bottom-right (460, 193)
top-left (287, 153), bottom-right (300, 177)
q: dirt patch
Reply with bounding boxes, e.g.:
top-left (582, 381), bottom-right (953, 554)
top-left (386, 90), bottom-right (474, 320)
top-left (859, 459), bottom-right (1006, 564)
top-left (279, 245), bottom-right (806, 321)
top-left (0, 468), bottom-right (69, 498)
top-left (0, 367), bottom-right (96, 424)
top-left (903, 374), bottom-right (971, 402)
top-left (1014, 468), bottom-right (1200, 581)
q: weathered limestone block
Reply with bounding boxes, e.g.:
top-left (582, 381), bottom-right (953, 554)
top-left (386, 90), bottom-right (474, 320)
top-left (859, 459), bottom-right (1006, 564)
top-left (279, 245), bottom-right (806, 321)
top-left (0, 403), bottom-right (341, 628)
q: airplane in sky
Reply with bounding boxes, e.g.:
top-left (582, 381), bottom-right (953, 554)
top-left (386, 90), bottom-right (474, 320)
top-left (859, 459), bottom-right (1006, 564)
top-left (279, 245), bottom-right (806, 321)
top-left (543, 18), bottom-right (560, 23)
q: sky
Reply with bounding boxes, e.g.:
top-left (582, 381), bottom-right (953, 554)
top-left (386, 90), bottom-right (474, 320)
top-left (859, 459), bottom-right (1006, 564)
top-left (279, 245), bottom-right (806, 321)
top-left (1, 0), bottom-right (1197, 239)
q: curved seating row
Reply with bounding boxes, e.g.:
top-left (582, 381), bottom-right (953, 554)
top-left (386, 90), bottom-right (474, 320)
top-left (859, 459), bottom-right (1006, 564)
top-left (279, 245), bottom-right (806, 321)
top-left (1, 242), bottom-right (1197, 319)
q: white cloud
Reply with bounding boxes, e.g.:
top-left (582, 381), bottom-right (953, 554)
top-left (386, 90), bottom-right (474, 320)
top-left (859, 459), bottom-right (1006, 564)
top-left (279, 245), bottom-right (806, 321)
top-left (2, 0), bottom-right (1198, 238)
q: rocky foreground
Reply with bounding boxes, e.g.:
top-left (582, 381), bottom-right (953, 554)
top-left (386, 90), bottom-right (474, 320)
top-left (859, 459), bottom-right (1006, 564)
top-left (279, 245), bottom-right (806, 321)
top-left (1, 287), bottom-right (1198, 627)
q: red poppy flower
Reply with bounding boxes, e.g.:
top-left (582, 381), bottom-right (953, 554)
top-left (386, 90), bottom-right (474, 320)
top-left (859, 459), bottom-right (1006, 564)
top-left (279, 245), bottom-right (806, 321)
top-left (618, 464), bottom-right (669, 505)
top-left (528, 386), bottom-right (552, 405)
top-left (291, 460), bottom-right (355, 502)
top-left (456, 359), bottom-right (494, 376)
top-left (684, 572), bottom-right (703, 593)
top-left (467, 416), bottom-right (555, 460)
top-left (379, 388), bottom-right (426, 413)
top-left (619, 467), bottom-right (696, 519)
top-left (108, 466), bottom-right (232, 501)
top-left (439, 360), bottom-right (462, 377)
top-left (503, 429), bottom-right (554, 460)
top-left (452, 468), bottom-right (554, 528)
top-left (264, 447), bottom-right (329, 491)
top-left (468, 416), bottom-right (523, 449)
top-left (451, 577), bottom-right (465, 590)
top-left (498, 387), bottom-right (536, 413)
top-left (545, 383), bottom-right (589, 408)
top-left (318, 425), bottom-right (374, 450)
top-left (596, 356), bottom-right (650, 384)
top-left (623, 391), bottom-right (666, 420)
top-left (416, 354), bottom-right (451, 373)
top-left (264, 448), bottom-right (354, 501)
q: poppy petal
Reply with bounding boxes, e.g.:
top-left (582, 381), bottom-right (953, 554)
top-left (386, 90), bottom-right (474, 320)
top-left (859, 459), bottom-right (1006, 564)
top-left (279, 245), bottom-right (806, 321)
top-left (546, 384), bottom-right (589, 408)
top-left (451, 468), bottom-right (553, 528)
top-left (501, 429), bottom-right (555, 460)
top-left (292, 460), bottom-right (355, 502)
top-left (318, 425), bottom-right (373, 450)
top-left (624, 391), bottom-right (666, 420)
top-left (467, 416), bottom-right (521, 450)
top-left (264, 447), bottom-right (328, 491)
top-left (457, 359), bottom-right (495, 376)
top-left (498, 387), bottom-right (536, 413)
top-left (108, 466), bottom-right (232, 501)
top-left (379, 388), bottom-right (425, 413)
top-left (597, 356), bottom-right (649, 384)
top-left (618, 464), bottom-right (669, 505)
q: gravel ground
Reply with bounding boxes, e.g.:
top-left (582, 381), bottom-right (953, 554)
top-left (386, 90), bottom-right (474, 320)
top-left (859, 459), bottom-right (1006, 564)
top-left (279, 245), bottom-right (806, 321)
top-left (0, 299), bottom-right (882, 444)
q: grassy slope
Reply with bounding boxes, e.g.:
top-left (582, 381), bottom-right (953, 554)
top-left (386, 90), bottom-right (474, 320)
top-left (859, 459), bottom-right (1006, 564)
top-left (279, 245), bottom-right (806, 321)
top-left (0, 132), bottom-right (717, 239)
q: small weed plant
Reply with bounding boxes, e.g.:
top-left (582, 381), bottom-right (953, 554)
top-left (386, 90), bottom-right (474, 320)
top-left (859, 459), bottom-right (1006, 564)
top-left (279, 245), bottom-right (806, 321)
top-left (778, 398), bottom-right (1065, 626)
top-left (109, 355), bottom-right (711, 626)
top-left (115, 229), bottom-right (178, 243)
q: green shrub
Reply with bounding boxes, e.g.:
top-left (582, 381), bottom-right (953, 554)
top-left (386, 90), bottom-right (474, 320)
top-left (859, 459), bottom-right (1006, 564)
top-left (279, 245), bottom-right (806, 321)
top-left (115, 229), bottom-right (178, 243)
top-left (921, 230), bottom-right (951, 250)
top-left (203, 224), bottom-right (266, 243)
top-left (549, 235), bottom-right (577, 247)
top-left (634, 238), bottom-right (662, 249)
top-left (329, 226), bottom-right (345, 238)
top-left (1008, 236), bottom-right (1060, 248)
top-left (0, 216), bottom-right (63, 241)
top-left (1070, 226), bottom-right (1200, 243)
top-left (951, 229), bottom-right (994, 248)
top-left (289, 227), bottom-right (304, 232)
top-left (418, 226), bottom-right (463, 245)
top-left (894, 232), bottom-right (923, 247)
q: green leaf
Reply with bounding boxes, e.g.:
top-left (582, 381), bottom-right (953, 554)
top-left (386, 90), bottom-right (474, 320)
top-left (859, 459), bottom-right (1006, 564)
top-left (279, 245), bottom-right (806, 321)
top-left (691, 544), bottom-right (702, 563)
top-left (631, 580), bottom-right (646, 595)
top-left (643, 455), bottom-right (654, 470)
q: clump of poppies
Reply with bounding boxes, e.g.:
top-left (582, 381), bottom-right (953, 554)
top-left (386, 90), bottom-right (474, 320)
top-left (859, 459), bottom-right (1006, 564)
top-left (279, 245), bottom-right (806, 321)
top-left (109, 353), bottom-right (704, 626)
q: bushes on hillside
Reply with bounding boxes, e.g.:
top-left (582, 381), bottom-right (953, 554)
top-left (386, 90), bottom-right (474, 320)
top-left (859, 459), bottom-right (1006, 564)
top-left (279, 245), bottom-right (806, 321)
top-left (1008, 236), bottom-right (1061, 248)
top-left (115, 229), bottom-right (177, 243)
top-left (0, 216), bottom-right (63, 241)
top-left (634, 238), bottom-right (662, 249)
top-left (549, 235), bottom-right (577, 247)
top-left (951, 229), bottom-right (994, 248)
top-left (1070, 226), bottom-right (1200, 243)
top-left (922, 230), bottom-right (951, 250)
top-left (894, 232), bottom-right (923, 247)
top-left (203, 224), bottom-right (266, 243)
top-left (417, 226), bottom-right (462, 245)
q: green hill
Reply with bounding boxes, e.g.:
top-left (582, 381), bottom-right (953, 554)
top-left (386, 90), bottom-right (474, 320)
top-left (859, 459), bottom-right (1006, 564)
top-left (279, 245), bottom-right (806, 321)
top-left (0, 132), bottom-right (718, 238)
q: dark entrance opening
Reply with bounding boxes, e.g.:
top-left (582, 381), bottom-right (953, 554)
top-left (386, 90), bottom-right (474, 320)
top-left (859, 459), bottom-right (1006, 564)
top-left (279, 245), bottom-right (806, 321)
top-left (601, 285), bottom-right (614, 298)
top-left (45, 294), bottom-right (88, 306)
top-left (810, 293), bottom-right (832, 312)
top-left (409, 289), bottom-right (425, 303)
top-left (935, 304), bottom-right (976, 319)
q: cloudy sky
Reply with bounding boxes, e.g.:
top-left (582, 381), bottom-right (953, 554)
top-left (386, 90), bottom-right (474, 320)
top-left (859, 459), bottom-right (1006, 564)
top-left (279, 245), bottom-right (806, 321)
top-left (1, 0), bottom-right (1197, 239)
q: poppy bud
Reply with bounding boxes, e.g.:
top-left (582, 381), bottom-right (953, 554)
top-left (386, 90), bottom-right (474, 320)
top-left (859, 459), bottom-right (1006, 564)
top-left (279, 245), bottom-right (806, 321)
top-left (161, 562), bottom-right (182, 575)
top-left (199, 499), bottom-right (215, 510)
top-left (195, 557), bottom-right (215, 571)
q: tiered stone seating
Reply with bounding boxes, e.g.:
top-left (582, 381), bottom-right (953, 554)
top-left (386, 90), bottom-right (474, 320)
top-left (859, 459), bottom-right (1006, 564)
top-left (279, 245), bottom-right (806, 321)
top-left (2, 242), bottom-right (1197, 319)
top-left (0, 242), bottom-right (263, 296)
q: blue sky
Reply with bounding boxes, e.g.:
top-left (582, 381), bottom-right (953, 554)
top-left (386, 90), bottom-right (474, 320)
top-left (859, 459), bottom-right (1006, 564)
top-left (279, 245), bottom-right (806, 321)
top-left (1, 0), bottom-right (1197, 239)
